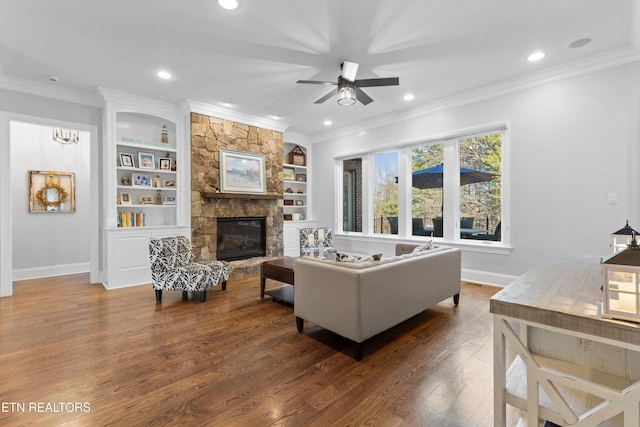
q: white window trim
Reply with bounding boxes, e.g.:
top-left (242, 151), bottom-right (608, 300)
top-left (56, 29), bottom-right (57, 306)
top-left (334, 122), bottom-right (511, 252)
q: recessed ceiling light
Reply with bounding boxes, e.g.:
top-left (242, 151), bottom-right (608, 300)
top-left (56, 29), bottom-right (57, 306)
top-left (527, 51), bottom-right (545, 62)
top-left (156, 70), bottom-right (173, 80)
top-left (569, 38), bottom-right (591, 49)
top-left (218, 0), bottom-right (238, 10)
top-left (323, 120), bottom-right (332, 126)
top-left (403, 94), bottom-right (415, 101)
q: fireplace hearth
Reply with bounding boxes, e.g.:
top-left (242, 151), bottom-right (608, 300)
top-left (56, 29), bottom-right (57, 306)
top-left (216, 217), bottom-right (266, 261)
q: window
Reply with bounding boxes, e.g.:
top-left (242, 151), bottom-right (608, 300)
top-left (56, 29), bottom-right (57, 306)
top-left (342, 158), bottom-right (362, 232)
top-left (459, 133), bottom-right (502, 242)
top-left (336, 125), bottom-right (506, 246)
top-left (373, 152), bottom-right (398, 235)
top-left (411, 144), bottom-right (444, 237)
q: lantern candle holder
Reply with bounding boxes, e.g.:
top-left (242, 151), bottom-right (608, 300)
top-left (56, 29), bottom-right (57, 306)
top-left (602, 232), bottom-right (640, 322)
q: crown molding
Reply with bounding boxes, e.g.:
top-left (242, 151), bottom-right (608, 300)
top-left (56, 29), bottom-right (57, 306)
top-left (181, 99), bottom-right (289, 133)
top-left (0, 73), bottom-right (101, 107)
top-left (97, 87), bottom-right (180, 121)
top-left (311, 45), bottom-right (640, 144)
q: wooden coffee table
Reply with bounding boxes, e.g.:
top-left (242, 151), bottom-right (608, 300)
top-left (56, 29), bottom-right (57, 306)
top-left (260, 257), bottom-right (296, 304)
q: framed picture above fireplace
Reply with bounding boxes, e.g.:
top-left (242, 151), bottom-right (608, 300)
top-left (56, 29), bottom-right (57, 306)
top-left (219, 149), bottom-right (266, 195)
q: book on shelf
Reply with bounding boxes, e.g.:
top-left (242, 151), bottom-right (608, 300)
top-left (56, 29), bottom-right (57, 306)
top-left (117, 211), bottom-right (146, 228)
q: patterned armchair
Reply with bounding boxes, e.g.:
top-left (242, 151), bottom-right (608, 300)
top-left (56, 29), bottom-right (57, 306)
top-left (299, 227), bottom-right (336, 257)
top-left (149, 236), bottom-right (229, 303)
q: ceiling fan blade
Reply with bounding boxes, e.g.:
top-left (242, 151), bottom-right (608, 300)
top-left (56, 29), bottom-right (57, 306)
top-left (355, 77), bottom-right (400, 87)
top-left (341, 61), bottom-right (359, 82)
top-left (314, 89), bottom-right (337, 104)
top-left (297, 80), bottom-right (338, 85)
top-left (355, 87), bottom-right (374, 105)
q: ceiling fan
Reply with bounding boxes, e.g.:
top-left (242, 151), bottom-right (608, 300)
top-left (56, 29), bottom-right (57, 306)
top-left (296, 61), bottom-right (399, 106)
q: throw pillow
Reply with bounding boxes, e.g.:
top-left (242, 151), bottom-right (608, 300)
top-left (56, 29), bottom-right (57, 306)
top-left (412, 241), bottom-right (433, 253)
top-left (336, 252), bottom-right (382, 263)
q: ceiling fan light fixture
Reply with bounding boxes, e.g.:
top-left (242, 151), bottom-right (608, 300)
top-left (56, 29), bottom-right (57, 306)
top-left (337, 85), bottom-right (356, 106)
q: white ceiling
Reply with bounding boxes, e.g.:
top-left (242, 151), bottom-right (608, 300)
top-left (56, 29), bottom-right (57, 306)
top-left (0, 0), bottom-right (638, 137)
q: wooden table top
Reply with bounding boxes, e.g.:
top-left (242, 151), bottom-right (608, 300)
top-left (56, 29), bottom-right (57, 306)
top-left (490, 254), bottom-right (640, 346)
top-left (262, 256), bottom-right (298, 270)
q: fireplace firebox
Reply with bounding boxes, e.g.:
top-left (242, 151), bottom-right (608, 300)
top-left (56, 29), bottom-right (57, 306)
top-left (216, 217), bottom-right (266, 261)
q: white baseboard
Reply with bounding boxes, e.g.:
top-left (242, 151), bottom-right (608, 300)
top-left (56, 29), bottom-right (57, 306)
top-left (462, 268), bottom-right (516, 288)
top-left (12, 262), bottom-right (90, 281)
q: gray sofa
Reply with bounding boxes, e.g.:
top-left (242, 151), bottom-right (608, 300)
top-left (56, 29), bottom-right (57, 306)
top-left (294, 243), bottom-right (461, 360)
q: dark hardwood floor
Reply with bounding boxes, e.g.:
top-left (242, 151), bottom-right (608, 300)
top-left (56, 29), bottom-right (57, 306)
top-left (0, 274), bottom-right (500, 426)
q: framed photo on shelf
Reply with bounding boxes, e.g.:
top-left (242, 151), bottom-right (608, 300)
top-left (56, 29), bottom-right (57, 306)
top-left (219, 149), bottom-right (266, 195)
top-left (164, 195), bottom-right (176, 205)
top-left (119, 192), bottom-right (131, 205)
top-left (158, 157), bottom-right (172, 170)
top-left (138, 152), bottom-right (155, 170)
top-left (296, 174), bottom-right (306, 182)
top-left (139, 195), bottom-right (154, 205)
top-left (295, 199), bottom-right (304, 206)
top-left (133, 174), bottom-right (151, 187)
top-left (119, 153), bottom-right (135, 168)
top-left (283, 167), bottom-right (295, 181)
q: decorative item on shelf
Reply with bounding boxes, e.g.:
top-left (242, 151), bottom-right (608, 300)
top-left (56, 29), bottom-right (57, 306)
top-left (288, 145), bottom-right (306, 166)
top-left (284, 199), bottom-right (294, 206)
top-left (53, 128), bottom-right (79, 145)
top-left (163, 179), bottom-right (175, 188)
top-left (297, 189), bottom-right (304, 194)
top-left (133, 174), bottom-right (151, 187)
top-left (120, 192), bottom-right (131, 205)
top-left (119, 153), bottom-right (135, 168)
top-left (154, 175), bottom-right (161, 188)
top-left (171, 160), bottom-right (176, 171)
top-left (159, 157), bottom-right (171, 170)
top-left (161, 125), bottom-right (169, 144)
top-left (164, 195), bottom-right (176, 205)
top-left (292, 213), bottom-right (301, 221)
top-left (138, 152), bottom-right (155, 170)
top-left (285, 187), bottom-right (293, 193)
top-left (611, 220), bottom-right (639, 253)
top-left (121, 174), bottom-right (131, 186)
top-left (295, 200), bottom-right (304, 206)
top-left (283, 167), bottom-right (295, 181)
top-left (156, 190), bottom-right (162, 205)
top-left (296, 174), bottom-right (306, 182)
top-left (284, 214), bottom-right (293, 221)
top-left (601, 231), bottom-right (640, 322)
top-left (140, 195), bottom-right (154, 205)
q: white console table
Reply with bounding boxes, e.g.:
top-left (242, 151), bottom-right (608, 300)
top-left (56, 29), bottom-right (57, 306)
top-left (490, 255), bottom-right (640, 426)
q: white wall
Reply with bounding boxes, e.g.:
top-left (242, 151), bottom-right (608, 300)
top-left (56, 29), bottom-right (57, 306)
top-left (311, 61), bottom-right (640, 284)
top-left (11, 122), bottom-right (91, 279)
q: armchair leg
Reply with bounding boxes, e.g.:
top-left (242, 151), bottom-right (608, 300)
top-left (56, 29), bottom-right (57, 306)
top-left (296, 316), bottom-right (304, 333)
top-left (155, 290), bottom-right (162, 302)
top-left (222, 280), bottom-right (227, 291)
top-left (200, 290), bottom-right (207, 303)
top-left (453, 293), bottom-right (460, 305)
top-left (182, 291), bottom-right (188, 300)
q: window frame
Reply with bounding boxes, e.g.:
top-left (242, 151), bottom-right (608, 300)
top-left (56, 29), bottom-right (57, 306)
top-left (334, 122), bottom-right (510, 252)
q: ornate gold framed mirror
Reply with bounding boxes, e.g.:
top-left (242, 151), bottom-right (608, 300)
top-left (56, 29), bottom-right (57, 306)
top-left (28, 170), bottom-right (76, 213)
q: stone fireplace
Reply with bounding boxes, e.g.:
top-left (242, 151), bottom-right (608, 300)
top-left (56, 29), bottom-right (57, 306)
top-left (190, 112), bottom-right (284, 271)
